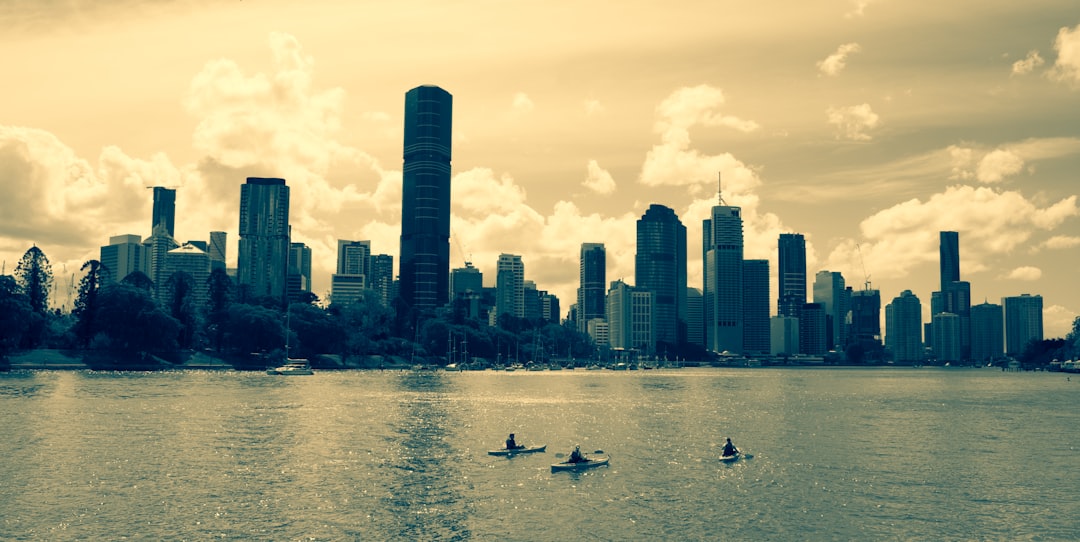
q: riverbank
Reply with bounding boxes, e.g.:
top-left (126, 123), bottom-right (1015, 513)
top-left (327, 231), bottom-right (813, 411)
top-left (2, 349), bottom-right (419, 371)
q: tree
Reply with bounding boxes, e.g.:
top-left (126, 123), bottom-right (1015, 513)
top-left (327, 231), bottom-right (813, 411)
top-left (94, 283), bottom-right (180, 354)
top-left (72, 260), bottom-right (107, 347)
top-left (122, 271), bottom-right (154, 291)
top-left (14, 245), bottom-right (53, 314)
top-left (331, 293), bottom-right (393, 358)
top-left (165, 271), bottom-right (200, 349)
top-left (205, 268), bottom-right (234, 352)
top-left (0, 275), bottom-right (32, 357)
top-left (223, 303), bottom-right (286, 355)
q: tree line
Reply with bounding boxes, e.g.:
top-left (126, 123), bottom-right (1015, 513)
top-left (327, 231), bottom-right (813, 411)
top-left (0, 245), bottom-right (604, 370)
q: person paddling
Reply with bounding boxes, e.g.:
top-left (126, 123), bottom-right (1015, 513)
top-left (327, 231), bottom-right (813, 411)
top-left (506, 433), bottom-right (523, 450)
top-left (568, 445), bottom-right (586, 463)
top-left (722, 437), bottom-right (739, 457)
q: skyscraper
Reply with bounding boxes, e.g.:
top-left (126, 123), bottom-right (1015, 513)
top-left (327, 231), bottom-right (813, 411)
top-left (163, 243), bottom-right (210, 308)
top-left (813, 270), bottom-right (848, 349)
top-left (885, 290), bottom-right (923, 363)
top-left (151, 186), bottom-right (176, 238)
top-left (940, 231), bottom-right (960, 290)
top-left (606, 279), bottom-right (655, 354)
top-left (849, 288), bottom-right (881, 345)
top-left (742, 259), bottom-right (770, 355)
top-left (399, 84), bottom-right (453, 314)
top-left (578, 243), bottom-right (607, 332)
top-left (635, 204), bottom-right (687, 352)
top-left (237, 177), bottom-right (290, 305)
top-left (1003, 294), bottom-right (1043, 356)
top-left (208, 231), bottom-right (227, 272)
top-left (100, 234), bottom-right (147, 285)
top-left (144, 222), bottom-right (179, 303)
top-left (970, 301), bottom-right (1004, 362)
top-left (777, 233), bottom-right (807, 319)
top-left (287, 242), bottom-right (312, 302)
top-left (495, 254), bottom-right (524, 320)
top-left (703, 201), bottom-right (743, 353)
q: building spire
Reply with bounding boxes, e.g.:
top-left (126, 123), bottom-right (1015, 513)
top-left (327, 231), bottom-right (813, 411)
top-left (717, 171), bottom-right (727, 205)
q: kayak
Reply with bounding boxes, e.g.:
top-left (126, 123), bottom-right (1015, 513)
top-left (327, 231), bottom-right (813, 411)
top-left (488, 444), bottom-right (547, 456)
top-left (720, 452), bottom-right (741, 462)
top-left (551, 455), bottom-right (610, 472)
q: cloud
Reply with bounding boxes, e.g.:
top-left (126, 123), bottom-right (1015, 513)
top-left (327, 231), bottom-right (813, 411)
top-left (976, 149), bottom-right (1024, 183)
top-left (1049, 23), bottom-right (1080, 83)
top-left (845, 0), bottom-right (876, 18)
top-left (1004, 266), bottom-right (1042, 281)
top-left (817, 43), bottom-right (862, 76)
top-left (826, 103), bottom-right (879, 141)
top-left (824, 185), bottom-right (1079, 283)
top-left (512, 92), bottom-right (535, 113)
top-left (1011, 50), bottom-right (1045, 76)
top-left (640, 85), bottom-right (761, 191)
top-left (584, 99), bottom-right (605, 116)
top-left (583, 160), bottom-right (616, 195)
top-left (1039, 235), bottom-right (1080, 250)
top-left (1044, 304), bottom-right (1079, 339)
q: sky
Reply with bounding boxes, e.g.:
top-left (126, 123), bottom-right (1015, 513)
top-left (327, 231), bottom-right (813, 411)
top-left (1, 0), bottom-right (1078, 339)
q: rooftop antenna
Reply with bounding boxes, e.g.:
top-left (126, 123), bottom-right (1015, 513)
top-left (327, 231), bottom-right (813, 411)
top-left (717, 172), bottom-right (727, 205)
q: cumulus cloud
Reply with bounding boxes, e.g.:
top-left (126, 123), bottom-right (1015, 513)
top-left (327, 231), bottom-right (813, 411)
top-left (512, 92), bottom-right (535, 113)
top-left (1005, 266), bottom-right (1042, 281)
top-left (826, 103), bottom-right (879, 141)
top-left (640, 85), bottom-right (761, 192)
top-left (1044, 304), bottom-right (1079, 339)
top-left (824, 186), bottom-right (1078, 283)
top-left (948, 145), bottom-right (975, 180)
top-left (817, 43), bottom-right (861, 76)
top-left (1011, 50), bottom-right (1045, 76)
top-left (1049, 23), bottom-right (1080, 83)
top-left (1040, 235), bottom-right (1080, 250)
top-left (976, 149), bottom-right (1024, 183)
top-left (845, 0), bottom-right (876, 18)
top-left (583, 160), bottom-right (616, 195)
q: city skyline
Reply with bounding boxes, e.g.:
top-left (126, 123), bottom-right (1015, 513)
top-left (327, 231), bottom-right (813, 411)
top-left (0, 1), bottom-right (1078, 337)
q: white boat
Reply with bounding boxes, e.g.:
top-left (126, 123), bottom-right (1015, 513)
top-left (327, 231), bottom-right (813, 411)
top-left (487, 444), bottom-right (547, 456)
top-left (720, 451), bottom-right (741, 463)
top-left (266, 359), bottom-right (313, 375)
top-left (551, 455), bottom-right (609, 472)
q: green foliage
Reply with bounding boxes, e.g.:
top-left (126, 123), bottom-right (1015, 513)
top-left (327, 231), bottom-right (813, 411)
top-left (205, 268), bottom-right (234, 352)
top-left (0, 275), bottom-right (32, 355)
top-left (166, 271), bottom-right (200, 349)
top-left (121, 271), bottom-right (154, 291)
top-left (72, 260), bottom-right (106, 347)
top-left (94, 283), bottom-right (180, 353)
top-left (1019, 338), bottom-right (1067, 366)
top-left (223, 303), bottom-right (286, 354)
top-left (14, 245), bottom-right (53, 314)
top-left (287, 302), bottom-right (344, 360)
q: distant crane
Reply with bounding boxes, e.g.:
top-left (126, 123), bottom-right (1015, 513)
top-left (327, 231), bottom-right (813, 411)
top-left (856, 243), bottom-right (872, 291)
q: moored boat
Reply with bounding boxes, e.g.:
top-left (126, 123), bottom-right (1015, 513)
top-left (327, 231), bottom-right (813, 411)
top-left (266, 359), bottom-right (313, 375)
top-left (487, 444), bottom-right (547, 456)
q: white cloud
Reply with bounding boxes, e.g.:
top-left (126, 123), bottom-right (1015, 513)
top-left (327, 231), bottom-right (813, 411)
top-left (583, 160), bottom-right (616, 195)
top-left (826, 103), bottom-right (879, 141)
top-left (825, 185), bottom-right (1079, 283)
top-left (512, 92), bottom-right (535, 113)
top-left (584, 99), bottom-right (604, 116)
top-left (1050, 23), bottom-right (1080, 83)
top-left (817, 43), bottom-right (862, 76)
top-left (1005, 266), bottom-right (1042, 281)
top-left (845, 0), bottom-right (875, 18)
top-left (976, 149), bottom-right (1024, 183)
top-left (1040, 235), bottom-right (1080, 250)
top-left (948, 145), bottom-right (975, 180)
top-left (1044, 304), bottom-right (1079, 339)
top-left (1011, 50), bottom-right (1045, 76)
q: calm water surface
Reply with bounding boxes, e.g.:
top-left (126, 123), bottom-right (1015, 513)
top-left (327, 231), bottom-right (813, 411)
top-left (1, 367), bottom-right (1077, 541)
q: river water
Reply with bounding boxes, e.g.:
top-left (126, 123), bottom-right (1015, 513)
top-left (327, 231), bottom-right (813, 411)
top-left (0, 367), bottom-right (1076, 541)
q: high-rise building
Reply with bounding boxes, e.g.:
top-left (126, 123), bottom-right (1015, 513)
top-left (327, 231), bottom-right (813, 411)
top-left (777, 233), bottom-right (807, 319)
top-left (208, 231), bottom-right (227, 271)
top-left (703, 201), bottom-right (743, 353)
top-left (1003, 294), bottom-right (1043, 356)
top-left (813, 271), bottom-right (848, 349)
top-left (237, 177), bottom-right (291, 305)
top-left (770, 315), bottom-right (799, 356)
top-left (970, 301), bottom-right (1004, 362)
top-left (578, 243), bottom-right (607, 332)
top-left (742, 259), bottom-right (770, 355)
top-left (144, 222), bottom-right (179, 303)
top-left (495, 254), bottom-right (524, 320)
top-left (450, 261), bottom-right (483, 298)
top-left (399, 84), bottom-right (453, 314)
top-left (932, 312), bottom-right (962, 362)
top-left (151, 186), bottom-right (176, 238)
top-left (799, 303), bottom-right (827, 355)
top-left (849, 288), bottom-right (881, 344)
top-left (686, 287), bottom-right (704, 348)
top-left (100, 234), bottom-right (148, 285)
top-left (940, 231), bottom-right (960, 290)
top-left (287, 242), bottom-right (312, 302)
top-left (162, 243), bottom-right (210, 307)
top-left (337, 240), bottom-right (371, 276)
top-left (540, 292), bottom-right (560, 324)
top-left (369, 254), bottom-right (395, 307)
top-left (607, 279), bottom-right (655, 355)
top-left (885, 290), bottom-right (923, 363)
top-left (635, 204), bottom-right (687, 352)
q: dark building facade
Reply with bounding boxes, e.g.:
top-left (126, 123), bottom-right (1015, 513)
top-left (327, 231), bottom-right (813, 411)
top-left (635, 204), bottom-right (687, 353)
top-left (237, 177), bottom-right (290, 305)
top-left (777, 233), bottom-right (807, 319)
top-left (399, 85), bottom-right (453, 314)
top-left (151, 186), bottom-right (176, 238)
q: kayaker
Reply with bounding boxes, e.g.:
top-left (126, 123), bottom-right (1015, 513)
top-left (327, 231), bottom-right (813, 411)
top-left (506, 434), bottom-right (521, 450)
top-left (569, 445), bottom-right (586, 463)
top-left (722, 437), bottom-right (739, 457)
